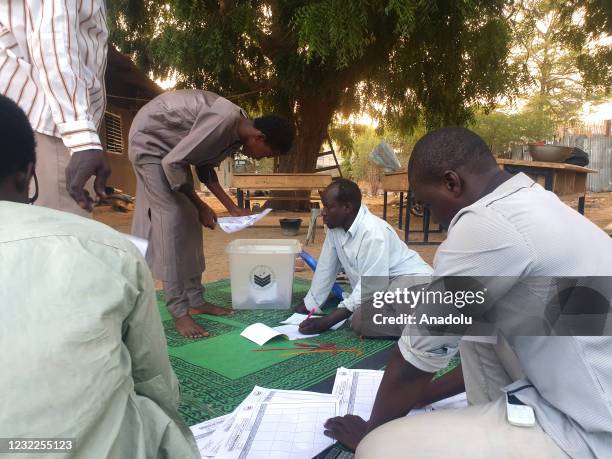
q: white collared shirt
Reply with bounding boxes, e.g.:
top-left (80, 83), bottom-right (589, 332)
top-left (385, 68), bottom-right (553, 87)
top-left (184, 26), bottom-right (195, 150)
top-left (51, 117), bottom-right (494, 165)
top-left (304, 204), bottom-right (432, 313)
top-left (398, 173), bottom-right (612, 459)
top-left (0, 1), bottom-right (108, 153)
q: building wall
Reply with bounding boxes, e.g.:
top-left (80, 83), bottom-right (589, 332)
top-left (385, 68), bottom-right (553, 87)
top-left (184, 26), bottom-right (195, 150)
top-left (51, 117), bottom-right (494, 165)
top-left (101, 104), bottom-right (138, 196)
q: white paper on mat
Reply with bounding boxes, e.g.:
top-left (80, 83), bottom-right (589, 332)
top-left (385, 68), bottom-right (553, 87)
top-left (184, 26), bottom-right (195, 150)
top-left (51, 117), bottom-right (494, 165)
top-left (280, 312), bottom-right (322, 325)
top-left (241, 323), bottom-right (319, 345)
top-left (194, 388), bottom-right (271, 457)
top-left (190, 414), bottom-right (231, 457)
top-left (332, 368), bottom-right (467, 419)
top-left (215, 398), bottom-right (337, 459)
top-left (218, 208), bottom-right (272, 233)
top-left (122, 234), bottom-right (149, 257)
top-left (273, 324), bottom-right (319, 340)
top-left (280, 313), bottom-right (346, 331)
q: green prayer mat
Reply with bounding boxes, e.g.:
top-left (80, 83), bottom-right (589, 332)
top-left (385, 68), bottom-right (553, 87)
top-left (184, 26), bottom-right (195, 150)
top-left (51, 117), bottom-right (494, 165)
top-left (158, 278), bottom-right (459, 426)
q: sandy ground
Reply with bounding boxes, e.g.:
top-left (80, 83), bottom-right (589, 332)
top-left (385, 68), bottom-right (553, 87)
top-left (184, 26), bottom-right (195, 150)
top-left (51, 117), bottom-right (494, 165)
top-left (94, 192), bottom-right (612, 285)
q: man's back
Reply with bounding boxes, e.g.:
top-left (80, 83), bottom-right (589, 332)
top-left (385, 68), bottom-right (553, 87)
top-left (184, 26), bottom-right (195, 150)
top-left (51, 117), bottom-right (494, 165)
top-left (0, 203), bottom-right (198, 458)
top-left (433, 174), bottom-right (612, 458)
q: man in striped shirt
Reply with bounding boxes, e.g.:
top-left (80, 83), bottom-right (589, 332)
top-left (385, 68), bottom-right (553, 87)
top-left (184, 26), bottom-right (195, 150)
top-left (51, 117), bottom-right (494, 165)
top-left (0, 1), bottom-right (110, 217)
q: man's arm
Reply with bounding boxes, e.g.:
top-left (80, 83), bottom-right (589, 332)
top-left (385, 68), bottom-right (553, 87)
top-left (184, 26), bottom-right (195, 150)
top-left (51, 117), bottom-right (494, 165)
top-left (324, 346), bottom-right (434, 450)
top-left (197, 165), bottom-right (247, 216)
top-left (298, 235), bottom-right (342, 315)
top-left (179, 183), bottom-right (217, 229)
top-left (27, 1), bottom-right (110, 211)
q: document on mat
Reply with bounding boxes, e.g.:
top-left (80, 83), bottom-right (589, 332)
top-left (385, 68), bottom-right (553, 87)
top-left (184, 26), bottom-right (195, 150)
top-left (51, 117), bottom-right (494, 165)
top-left (332, 368), bottom-right (467, 419)
top-left (218, 208), bottom-right (272, 233)
top-left (190, 414), bottom-right (231, 457)
top-left (194, 388), bottom-right (271, 457)
top-left (215, 399), bottom-right (338, 459)
top-left (281, 313), bottom-right (347, 330)
top-left (241, 323), bottom-right (318, 346)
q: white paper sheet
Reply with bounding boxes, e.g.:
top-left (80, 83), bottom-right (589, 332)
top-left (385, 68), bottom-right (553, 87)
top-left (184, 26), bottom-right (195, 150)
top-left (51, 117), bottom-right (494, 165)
top-left (280, 313), bottom-right (346, 331)
top-left (241, 323), bottom-right (319, 346)
top-left (272, 324), bottom-right (319, 341)
top-left (215, 398), bottom-right (337, 459)
top-left (280, 312), bottom-right (322, 325)
top-left (218, 208), bottom-right (272, 233)
top-left (190, 414), bottom-right (231, 457)
top-left (332, 368), bottom-right (467, 419)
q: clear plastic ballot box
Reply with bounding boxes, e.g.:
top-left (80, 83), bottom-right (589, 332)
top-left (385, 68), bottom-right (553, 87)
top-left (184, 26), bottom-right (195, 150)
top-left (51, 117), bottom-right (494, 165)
top-left (226, 239), bottom-right (302, 309)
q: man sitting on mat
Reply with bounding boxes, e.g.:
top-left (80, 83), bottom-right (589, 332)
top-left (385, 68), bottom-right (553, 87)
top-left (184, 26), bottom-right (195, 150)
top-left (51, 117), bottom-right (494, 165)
top-left (0, 95), bottom-right (199, 458)
top-left (297, 178), bottom-right (432, 334)
top-left (323, 128), bottom-right (612, 458)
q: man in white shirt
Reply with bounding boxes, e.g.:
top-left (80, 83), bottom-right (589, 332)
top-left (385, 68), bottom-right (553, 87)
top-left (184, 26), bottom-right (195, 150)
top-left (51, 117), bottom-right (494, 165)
top-left (298, 179), bottom-right (432, 335)
top-left (323, 128), bottom-right (612, 458)
top-left (0, 1), bottom-right (110, 216)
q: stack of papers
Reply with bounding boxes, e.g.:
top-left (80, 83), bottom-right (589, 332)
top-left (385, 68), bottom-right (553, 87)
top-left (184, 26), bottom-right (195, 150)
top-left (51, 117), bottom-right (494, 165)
top-left (332, 367), bottom-right (467, 419)
top-left (191, 387), bottom-right (337, 458)
top-left (189, 368), bottom-right (467, 458)
top-left (218, 208), bottom-right (272, 233)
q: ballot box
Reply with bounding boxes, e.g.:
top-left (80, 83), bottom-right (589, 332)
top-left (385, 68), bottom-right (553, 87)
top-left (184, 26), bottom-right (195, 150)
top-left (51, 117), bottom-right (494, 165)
top-left (226, 239), bottom-right (302, 309)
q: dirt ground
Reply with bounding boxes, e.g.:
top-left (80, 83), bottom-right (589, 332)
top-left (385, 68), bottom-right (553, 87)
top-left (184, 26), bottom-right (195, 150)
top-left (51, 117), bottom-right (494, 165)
top-left (94, 191), bottom-right (612, 285)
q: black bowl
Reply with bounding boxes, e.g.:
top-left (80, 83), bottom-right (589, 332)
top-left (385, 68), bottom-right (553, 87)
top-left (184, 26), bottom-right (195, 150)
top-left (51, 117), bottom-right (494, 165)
top-left (279, 218), bottom-right (302, 236)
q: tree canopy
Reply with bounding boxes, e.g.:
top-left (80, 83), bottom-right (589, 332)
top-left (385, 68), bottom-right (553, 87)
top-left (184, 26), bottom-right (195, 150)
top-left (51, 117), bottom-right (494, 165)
top-left (108, 0), bottom-right (516, 175)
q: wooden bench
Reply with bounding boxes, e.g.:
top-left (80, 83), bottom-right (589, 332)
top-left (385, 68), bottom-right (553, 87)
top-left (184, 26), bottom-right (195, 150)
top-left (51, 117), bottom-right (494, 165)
top-left (231, 173), bottom-right (333, 209)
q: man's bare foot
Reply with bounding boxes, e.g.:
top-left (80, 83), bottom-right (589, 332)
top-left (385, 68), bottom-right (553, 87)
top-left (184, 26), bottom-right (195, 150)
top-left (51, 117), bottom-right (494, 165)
top-left (294, 303), bottom-right (309, 314)
top-left (174, 315), bottom-right (209, 339)
top-left (190, 302), bottom-right (233, 316)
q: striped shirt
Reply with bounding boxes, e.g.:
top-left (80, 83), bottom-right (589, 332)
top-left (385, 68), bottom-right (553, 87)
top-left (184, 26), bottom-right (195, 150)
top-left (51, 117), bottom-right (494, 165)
top-left (0, 1), bottom-right (108, 153)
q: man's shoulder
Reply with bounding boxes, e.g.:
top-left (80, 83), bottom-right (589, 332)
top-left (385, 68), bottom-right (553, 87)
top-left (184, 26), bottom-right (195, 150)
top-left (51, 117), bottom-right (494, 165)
top-left (0, 203), bottom-right (140, 258)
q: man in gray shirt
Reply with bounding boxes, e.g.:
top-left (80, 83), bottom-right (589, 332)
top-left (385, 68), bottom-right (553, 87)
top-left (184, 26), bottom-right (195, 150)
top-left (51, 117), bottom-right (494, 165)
top-left (324, 128), bottom-right (612, 458)
top-left (129, 90), bottom-right (294, 339)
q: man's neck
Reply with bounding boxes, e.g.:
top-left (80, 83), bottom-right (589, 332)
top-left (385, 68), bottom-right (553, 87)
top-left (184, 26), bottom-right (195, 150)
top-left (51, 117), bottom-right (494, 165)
top-left (343, 209), bottom-right (360, 232)
top-left (474, 169), bottom-right (513, 201)
top-left (236, 118), bottom-right (254, 142)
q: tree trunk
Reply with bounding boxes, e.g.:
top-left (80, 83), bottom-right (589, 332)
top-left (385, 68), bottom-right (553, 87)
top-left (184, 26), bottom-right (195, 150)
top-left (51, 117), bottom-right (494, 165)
top-left (271, 95), bottom-right (338, 211)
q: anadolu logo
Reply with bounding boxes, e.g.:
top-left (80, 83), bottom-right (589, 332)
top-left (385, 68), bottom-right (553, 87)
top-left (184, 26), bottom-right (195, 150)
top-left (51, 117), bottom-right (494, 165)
top-left (250, 265), bottom-right (274, 288)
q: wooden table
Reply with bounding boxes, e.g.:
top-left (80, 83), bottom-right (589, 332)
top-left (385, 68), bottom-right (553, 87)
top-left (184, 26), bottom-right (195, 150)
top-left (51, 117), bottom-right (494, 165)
top-left (381, 170), bottom-right (442, 245)
top-left (497, 159), bottom-right (596, 214)
top-left (231, 173), bottom-right (333, 209)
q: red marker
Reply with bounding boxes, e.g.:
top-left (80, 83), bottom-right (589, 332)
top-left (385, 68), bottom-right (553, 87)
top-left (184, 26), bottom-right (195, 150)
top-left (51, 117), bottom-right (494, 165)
top-left (306, 307), bottom-right (316, 320)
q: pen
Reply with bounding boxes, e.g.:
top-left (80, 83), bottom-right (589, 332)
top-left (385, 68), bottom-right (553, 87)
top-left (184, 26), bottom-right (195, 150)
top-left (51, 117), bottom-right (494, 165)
top-left (306, 307), bottom-right (316, 320)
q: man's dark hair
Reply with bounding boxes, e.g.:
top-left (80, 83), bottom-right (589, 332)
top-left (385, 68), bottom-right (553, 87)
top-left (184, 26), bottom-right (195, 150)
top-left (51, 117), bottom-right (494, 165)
top-left (253, 115), bottom-right (294, 155)
top-left (408, 127), bottom-right (497, 183)
top-left (328, 178), bottom-right (362, 210)
top-left (0, 95), bottom-right (36, 181)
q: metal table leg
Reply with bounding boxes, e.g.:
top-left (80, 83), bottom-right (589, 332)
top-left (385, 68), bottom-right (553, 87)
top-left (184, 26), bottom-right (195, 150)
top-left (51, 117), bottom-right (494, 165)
top-left (383, 191), bottom-right (388, 221)
top-left (398, 192), bottom-right (404, 230)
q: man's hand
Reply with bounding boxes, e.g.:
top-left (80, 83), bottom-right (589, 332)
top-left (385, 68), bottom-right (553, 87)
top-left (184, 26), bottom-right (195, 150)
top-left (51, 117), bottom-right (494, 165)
top-left (323, 415), bottom-right (369, 451)
top-left (229, 207), bottom-right (251, 217)
top-left (65, 149), bottom-right (111, 212)
top-left (198, 205), bottom-right (218, 229)
top-left (299, 317), bottom-right (331, 334)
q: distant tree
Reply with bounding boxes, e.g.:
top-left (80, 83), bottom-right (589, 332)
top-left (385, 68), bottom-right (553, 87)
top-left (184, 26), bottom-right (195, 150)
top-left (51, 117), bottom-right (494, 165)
top-left (507, 0), bottom-right (610, 125)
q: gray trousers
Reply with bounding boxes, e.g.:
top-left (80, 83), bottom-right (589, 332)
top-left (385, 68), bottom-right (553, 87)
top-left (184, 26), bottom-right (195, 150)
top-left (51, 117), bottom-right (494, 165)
top-left (32, 133), bottom-right (93, 218)
top-left (163, 276), bottom-right (204, 319)
top-left (356, 338), bottom-right (567, 458)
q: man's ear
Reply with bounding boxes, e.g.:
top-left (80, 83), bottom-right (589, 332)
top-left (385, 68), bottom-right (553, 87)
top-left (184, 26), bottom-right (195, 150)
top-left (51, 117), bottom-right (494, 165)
top-left (442, 170), bottom-right (463, 197)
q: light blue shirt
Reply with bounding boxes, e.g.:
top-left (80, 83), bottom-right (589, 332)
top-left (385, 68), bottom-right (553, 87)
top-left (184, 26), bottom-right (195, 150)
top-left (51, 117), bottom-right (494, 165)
top-left (304, 204), bottom-right (432, 313)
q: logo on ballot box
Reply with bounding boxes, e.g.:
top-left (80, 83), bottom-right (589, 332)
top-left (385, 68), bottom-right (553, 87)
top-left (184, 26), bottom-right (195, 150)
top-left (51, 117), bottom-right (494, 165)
top-left (250, 265), bottom-right (274, 288)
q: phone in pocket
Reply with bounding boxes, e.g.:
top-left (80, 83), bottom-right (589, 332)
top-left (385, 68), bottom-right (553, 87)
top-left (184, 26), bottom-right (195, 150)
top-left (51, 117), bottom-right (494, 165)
top-left (506, 393), bottom-right (536, 427)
